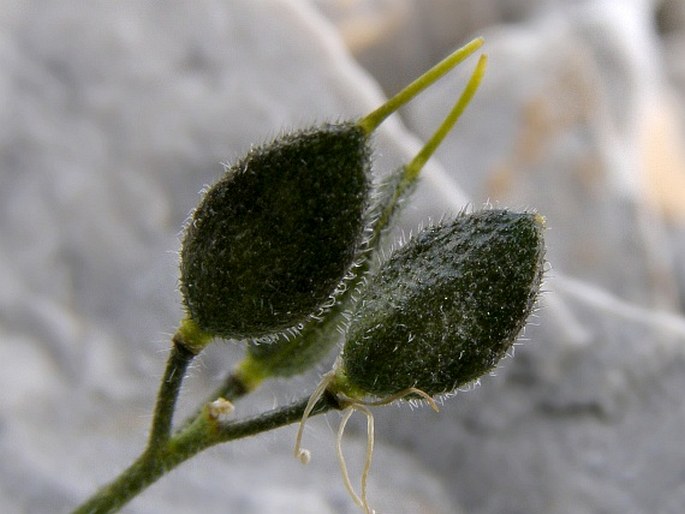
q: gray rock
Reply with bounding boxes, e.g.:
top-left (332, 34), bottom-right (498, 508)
top-left (309, 0), bottom-right (554, 95)
top-left (4, 1), bottom-right (685, 514)
top-left (0, 0), bottom-right (460, 512)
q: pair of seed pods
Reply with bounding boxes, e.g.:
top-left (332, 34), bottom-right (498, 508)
top-left (178, 38), bottom-right (545, 513)
top-left (179, 37), bottom-right (543, 399)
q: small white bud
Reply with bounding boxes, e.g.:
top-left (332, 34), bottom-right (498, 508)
top-left (208, 398), bottom-right (235, 422)
top-left (297, 449), bottom-right (311, 465)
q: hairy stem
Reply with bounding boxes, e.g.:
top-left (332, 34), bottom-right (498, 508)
top-left (71, 391), bottom-right (341, 514)
top-left (146, 334), bottom-right (196, 452)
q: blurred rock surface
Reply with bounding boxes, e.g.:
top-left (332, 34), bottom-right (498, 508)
top-left (3, 0), bottom-right (685, 513)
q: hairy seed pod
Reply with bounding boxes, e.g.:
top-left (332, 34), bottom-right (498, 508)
top-left (180, 122), bottom-right (370, 340)
top-left (336, 209), bottom-right (545, 399)
top-left (179, 38), bottom-right (485, 344)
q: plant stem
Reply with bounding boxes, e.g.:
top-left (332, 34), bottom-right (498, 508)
top-left (71, 391), bottom-right (341, 514)
top-left (71, 449), bottom-right (165, 514)
top-left (146, 334), bottom-right (196, 452)
top-left (211, 389), bottom-right (341, 444)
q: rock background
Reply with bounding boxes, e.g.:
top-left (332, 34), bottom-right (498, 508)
top-left (2, 0), bottom-right (685, 513)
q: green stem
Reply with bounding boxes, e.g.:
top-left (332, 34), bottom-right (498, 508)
top-left (211, 389), bottom-right (340, 444)
top-left (147, 334), bottom-right (196, 452)
top-left (72, 392), bottom-right (342, 514)
top-left (71, 450), bottom-right (164, 514)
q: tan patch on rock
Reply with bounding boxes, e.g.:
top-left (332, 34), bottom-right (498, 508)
top-left (486, 55), bottom-right (600, 198)
top-left (639, 98), bottom-right (685, 222)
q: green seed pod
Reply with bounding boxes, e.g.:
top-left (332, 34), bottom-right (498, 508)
top-left (180, 123), bottom-right (370, 340)
top-left (179, 37), bottom-right (486, 344)
top-left (334, 209), bottom-right (546, 399)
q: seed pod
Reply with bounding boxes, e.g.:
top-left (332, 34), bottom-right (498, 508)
top-left (180, 123), bottom-right (370, 340)
top-left (335, 209), bottom-right (545, 399)
top-left (179, 38), bottom-right (485, 343)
